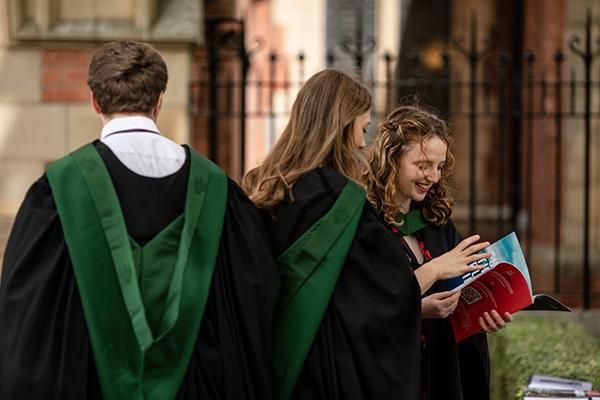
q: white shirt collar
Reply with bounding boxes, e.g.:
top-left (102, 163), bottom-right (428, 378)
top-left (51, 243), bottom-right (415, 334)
top-left (100, 116), bottom-right (160, 139)
top-left (99, 115), bottom-right (186, 178)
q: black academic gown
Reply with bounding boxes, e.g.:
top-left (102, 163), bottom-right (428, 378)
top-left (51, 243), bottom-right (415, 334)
top-left (412, 220), bottom-right (491, 400)
top-left (0, 141), bottom-right (280, 400)
top-left (263, 167), bottom-right (422, 400)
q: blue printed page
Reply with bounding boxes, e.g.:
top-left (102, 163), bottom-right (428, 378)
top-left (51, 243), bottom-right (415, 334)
top-left (445, 232), bottom-right (532, 293)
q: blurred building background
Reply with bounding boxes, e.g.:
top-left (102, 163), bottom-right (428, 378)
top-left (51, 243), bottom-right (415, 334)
top-left (0, 0), bottom-right (599, 309)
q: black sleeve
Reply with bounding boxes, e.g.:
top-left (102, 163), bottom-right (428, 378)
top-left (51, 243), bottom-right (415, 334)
top-left (0, 175), bottom-right (101, 400)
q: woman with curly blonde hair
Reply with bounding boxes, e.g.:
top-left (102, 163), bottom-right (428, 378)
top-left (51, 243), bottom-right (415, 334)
top-left (363, 104), bottom-right (512, 400)
top-left (365, 105), bottom-right (456, 227)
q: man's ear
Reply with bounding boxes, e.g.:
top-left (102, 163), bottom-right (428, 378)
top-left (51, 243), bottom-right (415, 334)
top-left (152, 91), bottom-right (165, 120)
top-left (90, 91), bottom-right (102, 114)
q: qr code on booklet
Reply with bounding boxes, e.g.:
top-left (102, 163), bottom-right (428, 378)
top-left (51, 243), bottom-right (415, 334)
top-left (461, 286), bottom-right (482, 305)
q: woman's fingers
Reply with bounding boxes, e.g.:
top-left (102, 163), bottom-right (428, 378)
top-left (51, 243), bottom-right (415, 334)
top-left (424, 291), bottom-right (462, 318)
top-left (433, 290), bottom-right (460, 300)
top-left (479, 312), bottom-right (498, 332)
top-left (462, 260), bottom-right (488, 275)
top-left (480, 310), bottom-right (510, 333)
top-left (449, 290), bottom-right (461, 303)
top-left (441, 293), bottom-right (460, 307)
top-left (443, 292), bottom-right (461, 316)
top-left (463, 241), bottom-right (490, 255)
top-left (456, 234), bottom-right (481, 251)
top-left (483, 312), bottom-right (498, 331)
top-left (479, 315), bottom-right (489, 332)
top-left (490, 310), bottom-right (506, 328)
top-left (466, 252), bottom-right (492, 265)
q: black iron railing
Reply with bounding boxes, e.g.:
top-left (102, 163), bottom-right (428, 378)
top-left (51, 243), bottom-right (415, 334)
top-left (191, 11), bottom-right (600, 309)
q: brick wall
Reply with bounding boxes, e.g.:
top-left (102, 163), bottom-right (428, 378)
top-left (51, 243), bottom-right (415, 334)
top-left (42, 50), bottom-right (91, 103)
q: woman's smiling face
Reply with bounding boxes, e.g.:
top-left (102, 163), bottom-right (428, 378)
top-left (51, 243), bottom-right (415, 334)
top-left (395, 134), bottom-right (448, 211)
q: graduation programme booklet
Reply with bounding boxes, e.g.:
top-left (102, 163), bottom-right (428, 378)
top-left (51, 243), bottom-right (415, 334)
top-left (524, 374), bottom-right (600, 399)
top-left (445, 232), bottom-right (570, 342)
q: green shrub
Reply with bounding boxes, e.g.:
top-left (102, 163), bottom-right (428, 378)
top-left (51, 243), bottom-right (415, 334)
top-left (489, 314), bottom-right (600, 400)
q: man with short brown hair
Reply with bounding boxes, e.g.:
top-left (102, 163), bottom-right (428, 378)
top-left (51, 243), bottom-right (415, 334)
top-left (0, 40), bottom-right (279, 400)
top-left (87, 40), bottom-right (168, 115)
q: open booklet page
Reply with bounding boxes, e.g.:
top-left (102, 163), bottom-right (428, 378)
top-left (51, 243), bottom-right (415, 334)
top-left (446, 232), bottom-right (570, 342)
top-left (524, 294), bottom-right (571, 311)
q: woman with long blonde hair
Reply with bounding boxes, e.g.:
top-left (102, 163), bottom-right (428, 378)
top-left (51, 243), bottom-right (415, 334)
top-left (244, 68), bottom-right (370, 207)
top-left (363, 104), bottom-right (513, 400)
top-left (243, 70), bottom-right (485, 400)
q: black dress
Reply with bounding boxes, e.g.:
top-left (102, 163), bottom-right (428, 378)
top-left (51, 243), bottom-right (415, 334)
top-left (0, 141), bottom-right (280, 400)
top-left (390, 219), bottom-right (491, 400)
top-left (263, 167), bottom-right (422, 400)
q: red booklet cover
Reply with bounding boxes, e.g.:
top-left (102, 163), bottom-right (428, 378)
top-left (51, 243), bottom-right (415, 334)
top-left (449, 262), bottom-right (533, 342)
